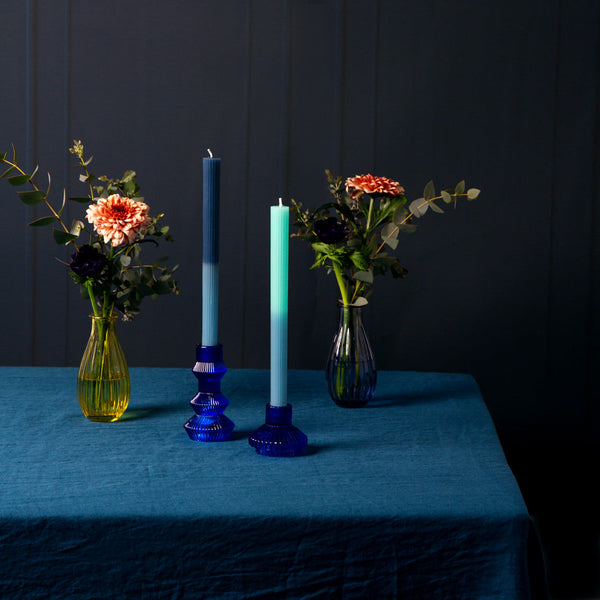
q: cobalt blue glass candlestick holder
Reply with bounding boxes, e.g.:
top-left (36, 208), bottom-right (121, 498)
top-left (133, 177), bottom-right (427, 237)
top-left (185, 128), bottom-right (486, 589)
top-left (248, 404), bottom-right (308, 457)
top-left (184, 344), bottom-right (234, 442)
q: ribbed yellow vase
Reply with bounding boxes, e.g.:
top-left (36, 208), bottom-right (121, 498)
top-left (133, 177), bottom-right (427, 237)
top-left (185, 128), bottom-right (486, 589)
top-left (76, 314), bottom-right (130, 422)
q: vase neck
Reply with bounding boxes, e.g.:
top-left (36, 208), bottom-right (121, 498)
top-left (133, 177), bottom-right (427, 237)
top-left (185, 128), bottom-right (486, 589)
top-left (337, 304), bottom-right (365, 329)
top-left (90, 313), bottom-right (118, 323)
top-left (338, 303), bottom-right (364, 314)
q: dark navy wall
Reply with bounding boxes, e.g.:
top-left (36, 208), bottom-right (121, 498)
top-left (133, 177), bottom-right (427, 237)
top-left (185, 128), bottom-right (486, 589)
top-left (1, 2), bottom-right (599, 595)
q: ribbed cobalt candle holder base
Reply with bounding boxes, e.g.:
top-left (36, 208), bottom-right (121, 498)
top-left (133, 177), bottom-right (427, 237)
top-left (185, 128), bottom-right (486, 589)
top-left (248, 404), bottom-right (308, 457)
top-left (184, 344), bottom-right (234, 442)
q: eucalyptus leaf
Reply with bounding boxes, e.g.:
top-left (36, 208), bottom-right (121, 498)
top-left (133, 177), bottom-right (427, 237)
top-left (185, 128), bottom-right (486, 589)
top-left (52, 229), bottom-right (78, 245)
top-left (29, 215), bottom-right (58, 227)
top-left (392, 205), bottom-right (409, 225)
top-left (0, 165), bottom-right (16, 179)
top-left (17, 189), bottom-right (46, 205)
top-left (429, 201), bottom-right (444, 214)
top-left (58, 190), bottom-right (66, 216)
top-left (409, 199), bottom-right (427, 218)
top-left (455, 180), bottom-right (465, 195)
top-left (115, 288), bottom-right (132, 301)
top-left (384, 237), bottom-right (399, 249)
top-left (152, 280), bottom-right (173, 295)
top-left (7, 174), bottom-right (31, 186)
top-left (122, 269), bottom-right (139, 284)
top-left (380, 222), bottom-right (399, 249)
top-left (354, 270), bottom-right (374, 284)
top-left (467, 188), bottom-right (481, 200)
top-left (381, 222), bottom-right (398, 238)
top-left (423, 180), bottom-right (435, 201)
top-left (397, 223), bottom-right (418, 233)
top-left (351, 296), bottom-right (368, 307)
top-left (120, 254), bottom-right (132, 267)
top-left (152, 256), bottom-right (169, 267)
top-left (441, 190), bottom-right (452, 204)
top-left (138, 283), bottom-right (154, 297)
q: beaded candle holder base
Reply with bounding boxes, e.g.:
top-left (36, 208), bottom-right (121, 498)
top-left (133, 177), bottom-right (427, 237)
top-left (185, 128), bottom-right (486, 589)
top-left (184, 344), bottom-right (234, 442)
top-left (248, 404), bottom-right (308, 457)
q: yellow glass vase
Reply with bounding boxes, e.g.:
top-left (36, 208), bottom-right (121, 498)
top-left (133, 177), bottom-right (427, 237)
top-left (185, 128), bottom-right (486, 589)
top-left (76, 314), bottom-right (130, 422)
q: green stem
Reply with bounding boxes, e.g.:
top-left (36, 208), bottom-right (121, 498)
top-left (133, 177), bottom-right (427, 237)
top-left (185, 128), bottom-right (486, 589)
top-left (350, 280), bottom-right (363, 304)
top-left (332, 261), bottom-right (350, 306)
top-left (366, 196), bottom-right (374, 230)
top-left (85, 281), bottom-right (100, 318)
top-left (77, 155), bottom-right (95, 201)
top-left (102, 246), bottom-right (115, 318)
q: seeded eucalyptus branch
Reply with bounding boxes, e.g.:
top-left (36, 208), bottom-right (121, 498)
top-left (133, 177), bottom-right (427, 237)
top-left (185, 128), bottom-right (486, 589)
top-left (291, 170), bottom-right (480, 306)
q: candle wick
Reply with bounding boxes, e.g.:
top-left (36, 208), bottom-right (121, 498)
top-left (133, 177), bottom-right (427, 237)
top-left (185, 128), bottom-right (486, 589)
top-left (278, 197), bottom-right (283, 207)
top-left (207, 148), bottom-right (213, 158)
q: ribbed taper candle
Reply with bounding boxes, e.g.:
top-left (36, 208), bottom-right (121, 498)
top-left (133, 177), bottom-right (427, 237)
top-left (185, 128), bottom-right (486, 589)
top-left (270, 198), bottom-right (289, 407)
top-left (201, 151), bottom-right (220, 347)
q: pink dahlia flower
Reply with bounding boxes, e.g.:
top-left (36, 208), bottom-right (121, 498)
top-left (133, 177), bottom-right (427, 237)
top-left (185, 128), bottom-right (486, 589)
top-left (86, 194), bottom-right (152, 247)
top-left (345, 174), bottom-right (404, 199)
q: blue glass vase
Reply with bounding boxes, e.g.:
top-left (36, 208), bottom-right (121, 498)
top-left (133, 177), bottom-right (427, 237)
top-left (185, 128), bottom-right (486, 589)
top-left (326, 303), bottom-right (376, 407)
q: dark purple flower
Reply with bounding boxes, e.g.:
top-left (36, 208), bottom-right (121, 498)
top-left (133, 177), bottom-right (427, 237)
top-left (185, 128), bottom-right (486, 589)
top-left (70, 244), bottom-right (107, 279)
top-left (313, 217), bottom-right (348, 244)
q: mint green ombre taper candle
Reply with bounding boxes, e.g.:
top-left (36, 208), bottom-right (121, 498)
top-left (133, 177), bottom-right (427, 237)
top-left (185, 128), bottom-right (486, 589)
top-left (270, 198), bottom-right (289, 407)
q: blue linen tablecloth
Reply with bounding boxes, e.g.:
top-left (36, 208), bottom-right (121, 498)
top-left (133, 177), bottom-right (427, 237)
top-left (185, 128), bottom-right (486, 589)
top-left (0, 367), bottom-right (541, 599)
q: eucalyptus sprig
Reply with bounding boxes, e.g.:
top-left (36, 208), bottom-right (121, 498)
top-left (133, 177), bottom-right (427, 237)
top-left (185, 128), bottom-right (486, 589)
top-left (1, 144), bottom-right (76, 243)
top-left (1, 140), bottom-right (179, 321)
top-left (291, 170), bottom-right (480, 306)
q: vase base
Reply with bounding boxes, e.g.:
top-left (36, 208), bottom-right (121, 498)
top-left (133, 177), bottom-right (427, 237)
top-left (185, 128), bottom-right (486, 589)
top-left (184, 414), bottom-right (235, 442)
top-left (248, 404), bottom-right (308, 457)
top-left (84, 412), bottom-right (125, 423)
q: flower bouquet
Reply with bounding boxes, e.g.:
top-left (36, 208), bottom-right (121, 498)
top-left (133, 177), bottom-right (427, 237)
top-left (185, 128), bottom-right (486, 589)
top-left (291, 170), bottom-right (480, 406)
top-left (1, 140), bottom-right (179, 421)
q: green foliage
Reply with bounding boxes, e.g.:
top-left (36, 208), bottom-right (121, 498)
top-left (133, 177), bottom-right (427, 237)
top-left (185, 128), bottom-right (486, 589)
top-left (290, 170), bottom-right (481, 305)
top-left (1, 139), bottom-right (179, 321)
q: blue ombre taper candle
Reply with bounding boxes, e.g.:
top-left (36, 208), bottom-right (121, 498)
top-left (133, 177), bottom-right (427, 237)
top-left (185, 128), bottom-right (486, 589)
top-left (201, 150), bottom-right (220, 347)
top-left (270, 198), bottom-right (289, 407)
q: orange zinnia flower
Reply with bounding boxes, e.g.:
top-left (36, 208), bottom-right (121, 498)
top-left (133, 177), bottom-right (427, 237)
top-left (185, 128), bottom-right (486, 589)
top-left (86, 194), bottom-right (152, 247)
top-left (345, 174), bottom-right (404, 199)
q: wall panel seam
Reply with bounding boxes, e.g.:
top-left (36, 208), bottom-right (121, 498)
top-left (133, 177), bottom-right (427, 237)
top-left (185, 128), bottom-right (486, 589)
top-left (241, 0), bottom-right (252, 368)
top-left (372, 0), bottom-right (380, 171)
top-left (63, 0), bottom-right (72, 365)
top-left (281, 0), bottom-right (291, 197)
top-left (25, 0), bottom-right (37, 365)
top-left (585, 2), bottom-right (600, 433)
top-left (544, 0), bottom-right (561, 399)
